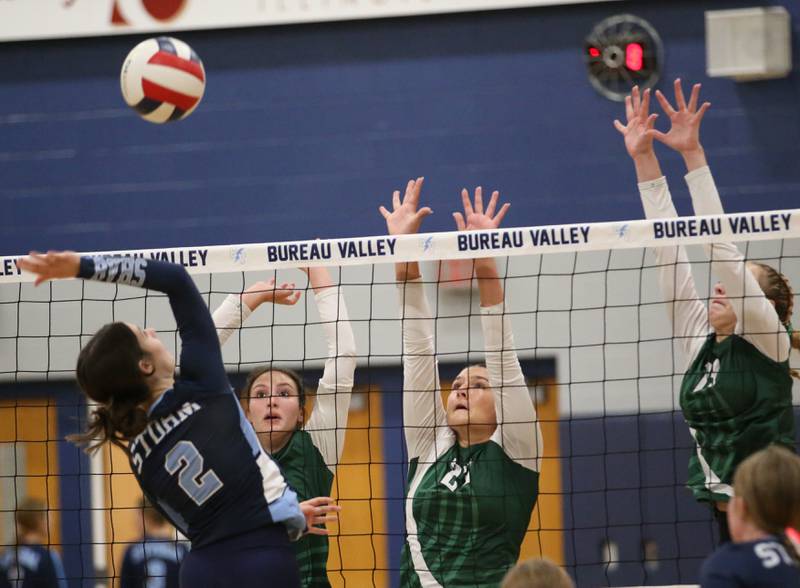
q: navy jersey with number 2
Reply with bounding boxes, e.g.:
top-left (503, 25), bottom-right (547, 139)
top-left (77, 256), bottom-right (305, 584)
top-left (700, 536), bottom-right (800, 588)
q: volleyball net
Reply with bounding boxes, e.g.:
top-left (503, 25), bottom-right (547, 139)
top-left (1, 208), bottom-right (798, 587)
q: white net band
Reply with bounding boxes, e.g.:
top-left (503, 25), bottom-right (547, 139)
top-left (2, 208), bottom-right (797, 282)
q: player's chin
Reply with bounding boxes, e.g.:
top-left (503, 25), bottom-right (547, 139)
top-left (446, 409), bottom-right (469, 426)
top-left (709, 309), bottom-right (735, 330)
top-left (255, 418), bottom-right (280, 432)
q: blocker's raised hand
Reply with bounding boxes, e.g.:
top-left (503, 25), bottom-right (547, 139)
top-left (453, 187), bottom-right (509, 232)
top-left (651, 78), bottom-right (711, 154)
top-left (379, 177), bottom-right (432, 236)
top-left (242, 278), bottom-right (301, 311)
top-left (613, 85), bottom-right (659, 159)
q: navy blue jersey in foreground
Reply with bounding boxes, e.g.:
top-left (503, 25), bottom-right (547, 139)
top-left (77, 256), bottom-right (306, 549)
top-left (0, 544), bottom-right (67, 588)
top-left (120, 537), bottom-right (189, 588)
top-left (700, 536), bottom-right (800, 588)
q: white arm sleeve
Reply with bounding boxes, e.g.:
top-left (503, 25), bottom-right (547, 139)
top-left (398, 279), bottom-right (446, 461)
top-left (639, 176), bottom-right (709, 366)
top-left (685, 166), bottom-right (790, 362)
top-left (483, 304), bottom-right (542, 472)
top-left (212, 294), bottom-right (253, 347)
top-left (306, 287), bottom-right (356, 472)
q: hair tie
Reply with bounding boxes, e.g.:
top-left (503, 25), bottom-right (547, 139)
top-left (786, 527), bottom-right (800, 548)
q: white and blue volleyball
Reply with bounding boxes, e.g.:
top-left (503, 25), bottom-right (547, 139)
top-left (120, 36), bottom-right (206, 124)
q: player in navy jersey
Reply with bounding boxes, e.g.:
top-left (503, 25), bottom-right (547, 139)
top-left (17, 252), bottom-right (314, 588)
top-left (0, 498), bottom-right (67, 588)
top-left (120, 498), bottom-right (189, 588)
top-left (700, 445), bottom-right (800, 587)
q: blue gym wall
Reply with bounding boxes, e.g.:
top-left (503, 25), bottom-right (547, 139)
top-left (3, 1), bottom-right (800, 586)
top-left (2, 0), bottom-right (800, 255)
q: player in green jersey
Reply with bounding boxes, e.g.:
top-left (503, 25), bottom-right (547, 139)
top-left (615, 79), bottom-right (799, 541)
top-left (379, 179), bottom-right (544, 587)
top-left (211, 269), bottom-right (355, 587)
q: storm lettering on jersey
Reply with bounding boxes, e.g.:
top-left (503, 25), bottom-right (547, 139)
top-left (439, 459), bottom-right (472, 492)
top-left (92, 256), bottom-right (147, 287)
top-left (130, 401), bottom-right (201, 474)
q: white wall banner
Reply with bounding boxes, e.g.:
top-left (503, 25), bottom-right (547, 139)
top-left (0, 0), bottom-right (620, 43)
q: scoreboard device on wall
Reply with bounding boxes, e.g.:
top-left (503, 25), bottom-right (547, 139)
top-left (584, 14), bottom-right (664, 101)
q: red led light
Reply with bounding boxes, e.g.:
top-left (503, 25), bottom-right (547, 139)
top-left (588, 47), bottom-right (601, 58)
top-left (626, 43), bottom-right (643, 71)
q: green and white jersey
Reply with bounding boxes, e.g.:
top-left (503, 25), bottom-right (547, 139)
top-left (214, 286), bottom-right (356, 588)
top-left (639, 166), bottom-right (795, 503)
top-left (397, 280), bottom-right (542, 587)
top-left (680, 333), bottom-right (794, 502)
top-left (274, 429), bottom-right (336, 587)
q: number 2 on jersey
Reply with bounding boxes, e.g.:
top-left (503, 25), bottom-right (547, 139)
top-left (165, 441), bottom-right (223, 506)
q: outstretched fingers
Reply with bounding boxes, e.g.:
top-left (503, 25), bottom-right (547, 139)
top-left (654, 89), bottom-right (676, 117)
top-left (461, 188), bottom-right (474, 217)
top-left (695, 101), bottom-right (711, 123)
top-left (17, 253), bottom-right (52, 286)
top-left (473, 186), bottom-right (483, 215)
top-left (408, 176), bottom-right (424, 207)
top-left (453, 211), bottom-right (466, 231)
top-left (638, 88), bottom-right (652, 119)
top-left (415, 206), bottom-right (433, 223)
top-left (494, 202), bottom-right (510, 226)
top-left (687, 83), bottom-right (702, 113)
top-left (646, 128), bottom-right (668, 143)
top-left (673, 78), bottom-right (687, 111)
top-left (305, 496), bottom-right (336, 507)
top-left (485, 190), bottom-right (499, 218)
top-left (624, 94), bottom-right (634, 123)
top-left (302, 496), bottom-right (341, 535)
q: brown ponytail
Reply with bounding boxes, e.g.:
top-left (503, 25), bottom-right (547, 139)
top-left (68, 322), bottom-right (151, 454)
top-left (750, 263), bottom-right (799, 377)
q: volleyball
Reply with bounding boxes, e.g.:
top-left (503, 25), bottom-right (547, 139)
top-left (120, 36), bottom-right (205, 124)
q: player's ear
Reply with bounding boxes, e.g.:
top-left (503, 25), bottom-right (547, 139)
top-left (728, 494), bottom-right (746, 522)
top-left (138, 357), bottom-right (155, 377)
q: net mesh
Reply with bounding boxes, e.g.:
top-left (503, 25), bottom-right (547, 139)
top-left (0, 209), bottom-right (798, 587)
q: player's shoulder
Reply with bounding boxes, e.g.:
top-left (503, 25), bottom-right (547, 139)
top-left (278, 429), bottom-right (325, 463)
top-left (700, 542), bottom-right (746, 585)
top-left (702, 538), bottom-right (800, 587)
